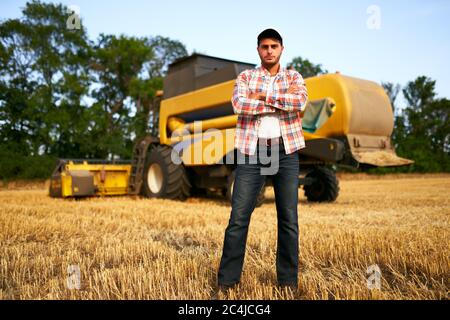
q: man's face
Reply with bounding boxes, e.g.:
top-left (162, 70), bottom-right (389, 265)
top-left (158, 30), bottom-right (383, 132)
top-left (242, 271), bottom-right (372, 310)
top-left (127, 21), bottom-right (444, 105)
top-left (257, 38), bottom-right (284, 67)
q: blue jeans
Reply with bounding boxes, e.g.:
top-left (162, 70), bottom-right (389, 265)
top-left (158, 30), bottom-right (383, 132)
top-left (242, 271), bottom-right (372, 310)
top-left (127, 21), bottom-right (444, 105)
top-left (218, 139), bottom-right (300, 286)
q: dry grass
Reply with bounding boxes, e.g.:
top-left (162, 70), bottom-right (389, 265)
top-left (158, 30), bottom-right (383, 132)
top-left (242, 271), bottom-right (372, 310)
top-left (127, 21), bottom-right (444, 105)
top-left (0, 174), bottom-right (449, 300)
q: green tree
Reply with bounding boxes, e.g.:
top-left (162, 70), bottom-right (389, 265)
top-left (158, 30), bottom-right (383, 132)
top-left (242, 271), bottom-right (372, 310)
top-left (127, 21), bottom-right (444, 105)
top-left (403, 76), bottom-right (436, 110)
top-left (382, 82), bottom-right (401, 113)
top-left (382, 82), bottom-right (404, 152)
top-left (91, 34), bottom-right (187, 158)
top-left (147, 35), bottom-right (187, 79)
top-left (288, 56), bottom-right (327, 78)
top-left (423, 98), bottom-right (450, 155)
top-left (397, 76), bottom-right (449, 172)
top-left (90, 34), bottom-right (153, 159)
top-left (0, 0), bottom-right (92, 178)
top-left (0, 1), bottom-right (188, 179)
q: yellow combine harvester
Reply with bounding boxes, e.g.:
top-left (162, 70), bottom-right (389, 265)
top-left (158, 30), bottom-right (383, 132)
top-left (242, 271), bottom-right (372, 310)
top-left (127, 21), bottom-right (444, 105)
top-left (49, 54), bottom-right (412, 204)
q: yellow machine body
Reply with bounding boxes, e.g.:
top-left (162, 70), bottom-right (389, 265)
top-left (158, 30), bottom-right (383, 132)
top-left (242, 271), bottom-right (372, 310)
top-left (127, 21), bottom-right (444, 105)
top-left (49, 161), bottom-right (132, 198)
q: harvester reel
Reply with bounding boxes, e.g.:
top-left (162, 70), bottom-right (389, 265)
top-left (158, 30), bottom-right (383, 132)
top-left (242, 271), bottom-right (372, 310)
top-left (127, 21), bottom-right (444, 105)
top-left (142, 145), bottom-right (191, 200)
top-left (226, 170), bottom-right (266, 208)
top-left (303, 167), bottom-right (339, 202)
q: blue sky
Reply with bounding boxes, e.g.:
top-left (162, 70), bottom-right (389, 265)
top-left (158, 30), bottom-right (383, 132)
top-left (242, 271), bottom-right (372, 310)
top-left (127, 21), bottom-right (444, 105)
top-left (2, 0), bottom-right (450, 105)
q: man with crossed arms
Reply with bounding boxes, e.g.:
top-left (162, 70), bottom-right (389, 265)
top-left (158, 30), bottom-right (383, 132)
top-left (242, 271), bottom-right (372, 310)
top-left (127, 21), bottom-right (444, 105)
top-left (217, 28), bottom-right (309, 292)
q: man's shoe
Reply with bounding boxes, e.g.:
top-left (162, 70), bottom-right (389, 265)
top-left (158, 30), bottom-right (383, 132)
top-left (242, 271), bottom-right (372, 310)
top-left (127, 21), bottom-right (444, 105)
top-left (278, 283), bottom-right (298, 294)
top-left (211, 283), bottom-right (237, 300)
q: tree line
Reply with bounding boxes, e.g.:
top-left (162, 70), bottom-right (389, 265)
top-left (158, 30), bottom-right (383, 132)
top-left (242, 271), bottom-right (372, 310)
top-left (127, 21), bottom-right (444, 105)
top-left (0, 1), bottom-right (187, 179)
top-left (1, 1), bottom-right (449, 180)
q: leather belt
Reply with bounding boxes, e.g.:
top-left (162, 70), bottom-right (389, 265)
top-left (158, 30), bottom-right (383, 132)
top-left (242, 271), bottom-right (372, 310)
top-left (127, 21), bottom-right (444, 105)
top-left (258, 137), bottom-right (283, 147)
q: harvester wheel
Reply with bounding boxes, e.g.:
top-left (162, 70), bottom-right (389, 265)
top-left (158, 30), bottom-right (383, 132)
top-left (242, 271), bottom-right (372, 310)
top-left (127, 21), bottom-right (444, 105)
top-left (142, 145), bottom-right (191, 200)
top-left (226, 170), bottom-right (266, 207)
top-left (303, 167), bottom-right (339, 202)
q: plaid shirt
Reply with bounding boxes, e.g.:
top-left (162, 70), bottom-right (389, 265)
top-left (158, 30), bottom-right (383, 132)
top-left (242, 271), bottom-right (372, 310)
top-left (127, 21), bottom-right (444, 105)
top-left (232, 66), bottom-right (308, 155)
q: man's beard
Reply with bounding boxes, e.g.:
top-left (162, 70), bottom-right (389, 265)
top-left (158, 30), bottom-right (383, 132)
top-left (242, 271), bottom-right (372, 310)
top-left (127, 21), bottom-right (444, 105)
top-left (262, 55), bottom-right (280, 68)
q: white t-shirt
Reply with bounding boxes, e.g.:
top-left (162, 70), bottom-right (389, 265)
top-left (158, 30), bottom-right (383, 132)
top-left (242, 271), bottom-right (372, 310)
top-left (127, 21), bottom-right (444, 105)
top-left (257, 75), bottom-right (281, 138)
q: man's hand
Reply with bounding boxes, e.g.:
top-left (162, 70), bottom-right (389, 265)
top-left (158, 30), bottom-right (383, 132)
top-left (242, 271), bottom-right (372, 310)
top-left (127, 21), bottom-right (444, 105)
top-left (248, 91), bottom-right (266, 101)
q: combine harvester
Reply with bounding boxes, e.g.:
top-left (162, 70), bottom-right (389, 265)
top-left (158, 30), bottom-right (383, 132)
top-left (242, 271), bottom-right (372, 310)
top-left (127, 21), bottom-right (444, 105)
top-left (49, 54), bottom-right (412, 205)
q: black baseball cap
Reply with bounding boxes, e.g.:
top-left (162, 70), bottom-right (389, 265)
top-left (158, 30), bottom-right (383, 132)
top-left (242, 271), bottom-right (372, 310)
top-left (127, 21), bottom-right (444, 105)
top-left (257, 28), bottom-right (283, 46)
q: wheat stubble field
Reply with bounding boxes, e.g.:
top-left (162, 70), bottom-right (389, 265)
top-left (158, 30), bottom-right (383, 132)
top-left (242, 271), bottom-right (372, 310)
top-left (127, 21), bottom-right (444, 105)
top-left (0, 174), bottom-right (449, 300)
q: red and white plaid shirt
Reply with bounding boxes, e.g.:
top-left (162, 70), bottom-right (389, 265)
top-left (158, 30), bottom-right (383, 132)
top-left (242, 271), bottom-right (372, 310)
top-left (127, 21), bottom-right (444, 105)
top-left (232, 66), bottom-right (308, 155)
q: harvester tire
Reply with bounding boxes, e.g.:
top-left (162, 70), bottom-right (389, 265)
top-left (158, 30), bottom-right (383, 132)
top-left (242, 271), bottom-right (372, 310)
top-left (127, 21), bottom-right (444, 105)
top-left (142, 145), bottom-right (191, 200)
top-left (303, 167), bottom-right (339, 202)
top-left (226, 170), bottom-right (266, 207)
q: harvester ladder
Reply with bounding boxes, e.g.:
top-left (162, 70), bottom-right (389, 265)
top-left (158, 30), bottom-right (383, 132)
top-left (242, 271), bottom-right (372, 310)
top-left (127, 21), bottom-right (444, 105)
top-left (128, 136), bottom-right (158, 195)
